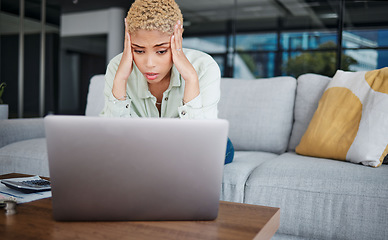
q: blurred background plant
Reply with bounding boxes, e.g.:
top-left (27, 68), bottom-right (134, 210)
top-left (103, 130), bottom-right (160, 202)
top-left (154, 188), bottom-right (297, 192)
top-left (0, 82), bottom-right (7, 104)
top-left (284, 41), bottom-right (357, 78)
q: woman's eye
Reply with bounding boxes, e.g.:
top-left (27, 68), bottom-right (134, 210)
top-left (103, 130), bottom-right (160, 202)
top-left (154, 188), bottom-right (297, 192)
top-left (134, 50), bottom-right (144, 54)
top-left (157, 50), bottom-right (167, 54)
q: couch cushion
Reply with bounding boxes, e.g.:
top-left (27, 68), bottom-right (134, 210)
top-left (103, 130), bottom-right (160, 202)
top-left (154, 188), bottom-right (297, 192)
top-left (296, 68), bottom-right (388, 167)
top-left (244, 152), bottom-right (388, 240)
top-left (221, 151), bottom-right (278, 203)
top-left (219, 77), bottom-right (296, 154)
top-left (0, 118), bottom-right (45, 149)
top-left (288, 73), bottom-right (330, 151)
top-left (0, 138), bottom-right (49, 177)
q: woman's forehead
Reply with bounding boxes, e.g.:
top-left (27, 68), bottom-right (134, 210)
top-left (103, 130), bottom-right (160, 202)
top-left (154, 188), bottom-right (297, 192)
top-left (131, 30), bottom-right (171, 47)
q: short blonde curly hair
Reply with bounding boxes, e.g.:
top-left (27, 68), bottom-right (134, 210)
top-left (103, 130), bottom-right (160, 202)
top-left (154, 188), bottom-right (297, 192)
top-left (126, 0), bottom-right (183, 35)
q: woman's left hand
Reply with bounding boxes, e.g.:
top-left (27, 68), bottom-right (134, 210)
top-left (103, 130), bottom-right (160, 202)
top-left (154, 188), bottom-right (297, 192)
top-left (170, 21), bottom-right (198, 84)
top-left (171, 21), bottom-right (200, 103)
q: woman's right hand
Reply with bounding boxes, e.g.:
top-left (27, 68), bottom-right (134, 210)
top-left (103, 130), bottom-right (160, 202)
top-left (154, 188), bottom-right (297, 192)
top-left (112, 18), bottom-right (133, 100)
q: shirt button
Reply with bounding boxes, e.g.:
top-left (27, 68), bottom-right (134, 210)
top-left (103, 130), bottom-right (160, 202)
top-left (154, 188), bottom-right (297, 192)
top-left (126, 104), bottom-right (129, 108)
top-left (181, 111), bottom-right (187, 116)
top-left (164, 97), bottom-right (168, 101)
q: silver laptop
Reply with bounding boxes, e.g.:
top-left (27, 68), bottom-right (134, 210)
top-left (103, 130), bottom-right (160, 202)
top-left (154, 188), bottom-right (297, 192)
top-left (44, 115), bottom-right (228, 221)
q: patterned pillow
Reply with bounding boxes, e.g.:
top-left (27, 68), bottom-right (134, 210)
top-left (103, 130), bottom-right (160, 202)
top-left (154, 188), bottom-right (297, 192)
top-left (296, 67), bottom-right (388, 167)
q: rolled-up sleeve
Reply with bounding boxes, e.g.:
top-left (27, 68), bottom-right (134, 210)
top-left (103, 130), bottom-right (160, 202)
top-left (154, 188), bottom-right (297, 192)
top-left (100, 54), bottom-right (132, 118)
top-left (178, 61), bottom-right (221, 119)
top-left (100, 89), bottom-right (132, 117)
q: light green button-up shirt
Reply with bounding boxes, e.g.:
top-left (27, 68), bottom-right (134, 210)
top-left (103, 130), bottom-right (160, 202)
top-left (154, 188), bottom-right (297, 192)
top-left (100, 48), bottom-right (221, 119)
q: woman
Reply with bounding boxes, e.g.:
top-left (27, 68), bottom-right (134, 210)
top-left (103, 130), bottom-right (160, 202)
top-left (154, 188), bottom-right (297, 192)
top-left (101, 0), bottom-right (233, 164)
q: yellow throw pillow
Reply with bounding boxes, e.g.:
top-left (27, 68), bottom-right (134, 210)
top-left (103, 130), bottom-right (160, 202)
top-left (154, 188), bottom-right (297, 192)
top-left (296, 67), bottom-right (388, 167)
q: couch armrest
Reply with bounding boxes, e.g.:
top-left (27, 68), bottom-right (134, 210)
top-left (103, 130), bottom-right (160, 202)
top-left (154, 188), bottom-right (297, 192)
top-left (0, 118), bottom-right (45, 149)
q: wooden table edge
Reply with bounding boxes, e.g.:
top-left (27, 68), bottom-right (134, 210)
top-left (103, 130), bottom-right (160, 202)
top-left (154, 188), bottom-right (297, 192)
top-left (1, 173), bottom-right (281, 239)
top-left (253, 207), bottom-right (280, 240)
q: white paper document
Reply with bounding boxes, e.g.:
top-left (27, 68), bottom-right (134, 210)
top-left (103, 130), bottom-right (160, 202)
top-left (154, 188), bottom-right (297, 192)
top-left (0, 176), bottom-right (52, 204)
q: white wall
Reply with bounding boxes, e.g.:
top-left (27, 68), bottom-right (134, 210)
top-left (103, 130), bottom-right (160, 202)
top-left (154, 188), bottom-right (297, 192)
top-left (61, 7), bottom-right (125, 63)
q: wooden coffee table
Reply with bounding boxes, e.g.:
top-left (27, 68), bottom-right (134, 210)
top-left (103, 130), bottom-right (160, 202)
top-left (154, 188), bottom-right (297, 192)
top-left (0, 173), bottom-right (280, 239)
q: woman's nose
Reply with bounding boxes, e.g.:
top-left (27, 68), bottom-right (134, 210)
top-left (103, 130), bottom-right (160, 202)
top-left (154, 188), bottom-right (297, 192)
top-left (145, 55), bottom-right (155, 68)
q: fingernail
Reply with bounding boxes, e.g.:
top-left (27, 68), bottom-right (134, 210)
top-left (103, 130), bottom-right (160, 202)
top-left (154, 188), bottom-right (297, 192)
top-left (178, 20), bottom-right (181, 24)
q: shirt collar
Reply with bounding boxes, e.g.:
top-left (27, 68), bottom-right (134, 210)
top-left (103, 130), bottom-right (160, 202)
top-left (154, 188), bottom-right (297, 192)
top-left (170, 65), bottom-right (182, 88)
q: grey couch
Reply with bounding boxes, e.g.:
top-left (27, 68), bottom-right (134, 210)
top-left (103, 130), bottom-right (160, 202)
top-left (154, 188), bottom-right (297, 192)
top-left (0, 74), bottom-right (387, 240)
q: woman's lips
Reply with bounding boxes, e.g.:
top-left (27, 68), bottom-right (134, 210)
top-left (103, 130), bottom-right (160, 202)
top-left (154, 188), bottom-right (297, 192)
top-left (145, 73), bottom-right (158, 80)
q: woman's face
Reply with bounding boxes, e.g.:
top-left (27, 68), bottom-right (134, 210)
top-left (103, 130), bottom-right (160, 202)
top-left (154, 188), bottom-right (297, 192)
top-left (131, 30), bottom-right (173, 85)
